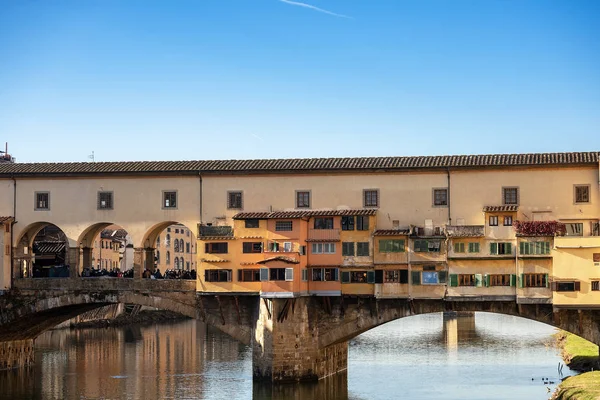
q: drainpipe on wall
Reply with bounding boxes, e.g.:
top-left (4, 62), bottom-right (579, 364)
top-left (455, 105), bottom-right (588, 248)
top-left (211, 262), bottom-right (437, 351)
top-left (10, 176), bottom-right (16, 289)
top-left (446, 168), bottom-right (452, 225)
top-left (198, 173), bottom-right (203, 228)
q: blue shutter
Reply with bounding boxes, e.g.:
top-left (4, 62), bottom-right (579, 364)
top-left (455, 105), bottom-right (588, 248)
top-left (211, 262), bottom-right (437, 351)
top-left (333, 268), bottom-right (339, 281)
top-left (260, 268), bottom-right (269, 281)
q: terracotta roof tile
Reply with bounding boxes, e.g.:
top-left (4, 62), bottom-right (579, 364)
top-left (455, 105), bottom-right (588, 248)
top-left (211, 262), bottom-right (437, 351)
top-left (483, 205), bottom-right (519, 212)
top-left (257, 256), bottom-right (299, 264)
top-left (1, 151), bottom-right (597, 176)
top-left (373, 229), bottom-right (411, 236)
top-left (446, 225), bottom-right (485, 237)
top-left (233, 209), bottom-right (377, 219)
top-left (0, 216), bottom-right (13, 223)
top-left (33, 241), bottom-right (66, 253)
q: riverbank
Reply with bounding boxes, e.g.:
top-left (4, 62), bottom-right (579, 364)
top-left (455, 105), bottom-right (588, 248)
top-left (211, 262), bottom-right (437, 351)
top-left (69, 309), bottom-right (190, 329)
top-left (553, 331), bottom-right (600, 400)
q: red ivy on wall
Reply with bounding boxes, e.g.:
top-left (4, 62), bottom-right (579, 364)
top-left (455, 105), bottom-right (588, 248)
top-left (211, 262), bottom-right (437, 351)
top-left (513, 220), bottom-right (566, 236)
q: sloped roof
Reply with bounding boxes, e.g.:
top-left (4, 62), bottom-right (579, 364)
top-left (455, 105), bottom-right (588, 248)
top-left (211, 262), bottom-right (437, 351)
top-left (233, 209), bottom-right (377, 219)
top-left (0, 151), bottom-right (597, 177)
top-left (373, 229), bottom-right (411, 236)
top-left (257, 256), bottom-right (300, 264)
top-left (33, 241), bottom-right (66, 253)
top-left (0, 216), bottom-right (13, 223)
top-left (446, 225), bottom-right (485, 237)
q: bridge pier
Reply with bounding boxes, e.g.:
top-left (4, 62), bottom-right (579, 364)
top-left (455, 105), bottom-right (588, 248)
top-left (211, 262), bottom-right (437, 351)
top-left (253, 297), bottom-right (348, 383)
top-left (0, 339), bottom-right (34, 370)
top-left (67, 247), bottom-right (79, 278)
top-left (144, 248), bottom-right (155, 273)
top-left (81, 247), bottom-right (93, 274)
top-left (133, 248), bottom-right (143, 279)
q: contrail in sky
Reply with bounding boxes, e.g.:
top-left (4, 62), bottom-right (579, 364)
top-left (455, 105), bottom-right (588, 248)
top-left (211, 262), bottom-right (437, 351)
top-left (278, 0), bottom-right (352, 19)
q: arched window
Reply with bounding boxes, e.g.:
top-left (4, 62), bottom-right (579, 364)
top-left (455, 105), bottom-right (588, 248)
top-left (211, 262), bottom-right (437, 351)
top-left (174, 239), bottom-right (179, 253)
top-left (156, 250), bottom-right (160, 263)
top-left (179, 257), bottom-right (184, 269)
top-left (174, 257), bottom-right (179, 269)
top-left (166, 234), bottom-right (171, 247)
top-left (179, 239), bottom-right (184, 253)
top-left (166, 251), bottom-right (170, 265)
top-left (156, 236), bottom-right (160, 246)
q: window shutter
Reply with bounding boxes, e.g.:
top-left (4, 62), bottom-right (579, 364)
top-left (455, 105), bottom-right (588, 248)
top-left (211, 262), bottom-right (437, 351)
top-left (449, 274), bottom-right (458, 287)
top-left (510, 274), bottom-right (517, 287)
top-left (519, 242), bottom-right (524, 255)
top-left (490, 243), bottom-right (498, 255)
top-left (302, 269), bottom-right (308, 281)
top-left (484, 274), bottom-right (490, 287)
top-left (574, 281), bottom-right (581, 291)
top-left (341, 271), bottom-right (350, 283)
top-left (285, 268), bottom-right (294, 281)
top-left (367, 271), bottom-right (375, 284)
top-left (238, 270), bottom-right (242, 281)
top-left (545, 274), bottom-right (549, 288)
top-left (204, 270), bottom-right (209, 281)
top-left (400, 269), bottom-right (409, 284)
top-left (204, 244), bottom-right (209, 253)
top-left (438, 270), bottom-right (447, 284)
top-left (411, 271), bottom-right (421, 285)
top-left (519, 274), bottom-right (525, 288)
top-left (551, 281), bottom-right (558, 291)
top-left (260, 268), bottom-right (269, 281)
top-left (506, 243), bottom-right (512, 255)
top-left (475, 274), bottom-right (483, 287)
top-left (333, 268), bottom-right (339, 281)
top-left (545, 242), bottom-right (550, 255)
top-left (454, 243), bottom-right (460, 253)
top-left (299, 245), bottom-right (306, 255)
top-left (227, 270), bottom-right (232, 282)
top-left (375, 270), bottom-right (384, 284)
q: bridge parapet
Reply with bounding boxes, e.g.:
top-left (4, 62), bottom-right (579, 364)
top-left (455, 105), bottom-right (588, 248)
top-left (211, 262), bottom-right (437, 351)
top-left (13, 277), bottom-right (197, 293)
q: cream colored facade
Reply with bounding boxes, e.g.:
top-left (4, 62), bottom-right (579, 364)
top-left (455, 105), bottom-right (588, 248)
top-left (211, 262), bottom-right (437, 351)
top-left (0, 152), bottom-right (598, 307)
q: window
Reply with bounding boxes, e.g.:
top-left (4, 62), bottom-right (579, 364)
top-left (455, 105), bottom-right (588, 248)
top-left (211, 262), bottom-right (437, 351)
top-left (488, 274), bottom-right (511, 286)
top-left (283, 242), bottom-right (293, 252)
top-left (553, 281), bottom-right (580, 292)
top-left (592, 281), bottom-right (600, 291)
top-left (175, 229), bottom-right (179, 234)
top-left (458, 274), bottom-right (476, 286)
top-left (311, 243), bottom-right (336, 254)
top-left (238, 269), bottom-right (261, 282)
top-left (341, 216), bottom-right (354, 231)
top-left (205, 242), bottom-right (228, 254)
top-left (243, 242), bottom-right (262, 253)
top-left (166, 234), bottom-right (171, 247)
top-left (156, 236), bottom-right (161, 246)
top-left (489, 216), bottom-right (498, 226)
top-left (35, 192), bottom-right (50, 210)
top-left (379, 239), bottom-right (405, 253)
top-left (245, 219), bottom-right (260, 228)
top-left (503, 187), bottom-right (519, 205)
top-left (356, 216), bottom-right (369, 231)
top-left (161, 191), bottom-right (176, 209)
top-left (342, 242), bottom-right (355, 256)
top-left (363, 189), bottom-right (379, 207)
top-left (503, 216), bottom-right (513, 226)
top-left (174, 257), bottom-right (180, 269)
top-left (179, 239), bottom-right (184, 252)
top-left (174, 240), bottom-right (180, 252)
top-left (520, 241), bottom-right (551, 255)
top-left (275, 221), bottom-right (293, 231)
top-left (433, 188), bottom-right (448, 207)
top-left (311, 268), bottom-right (338, 281)
top-left (186, 261), bottom-right (190, 270)
top-left (468, 242), bottom-right (480, 253)
top-left (204, 269), bottom-right (232, 282)
top-left (167, 227), bottom-right (171, 232)
top-left (564, 223), bottom-right (583, 236)
top-left (156, 250), bottom-right (160, 263)
top-left (383, 270), bottom-right (409, 284)
top-left (357, 242), bottom-right (369, 256)
top-left (268, 268), bottom-right (293, 281)
top-left (227, 191), bottom-right (243, 209)
top-left (296, 191), bottom-right (310, 208)
top-left (414, 240), bottom-right (441, 252)
top-left (314, 218), bottom-right (334, 229)
top-left (522, 273), bottom-right (547, 288)
top-left (166, 251), bottom-right (171, 265)
top-left (422, 271), bottom-right (446, 284)
top-left (341, 271), bottom-right (374, 283)
top-left (267, 242), bottom-right (280, 252)
top-left (490, 242), bottom-right (512, 255)
top-left (454, 243), bottom-right (465, 253)
top-left (575, 185), bottom-right (590, 204)
top-left (97, 191), bottom-right (113, 210)
top-left (186, 242), bottom-right (190, 253)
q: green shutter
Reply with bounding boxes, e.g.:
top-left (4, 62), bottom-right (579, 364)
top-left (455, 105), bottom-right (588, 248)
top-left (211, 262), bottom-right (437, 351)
top-left (490, 243), bottom-right (498, 255)
top-left (519, 242), bottom-right (524, 255)
top-left (333, 268), bottom-right (339, 281)
top-left (545, 242), bottom-right (550, 255)
top-left (449, 274), bottom-right (458, 287)
top-left (454, 243), bottom-right (460, 253)
top-left (438, 270), bottom-right (447, 284)
top-left (506, 243), bottom-right (512, 255)
top-left (367, 271), bottom-right (375, 284)
top-left (475, 274), bottom-right (483, 287)
top-left (545, 273), bottom-right (549, 288)
top-left (510, 274), bottom-right (517, 287)
top-left (519, 273), bottom-right (525, 288)
top-left (260, 268), bottom-right (269, 282)
top-left (484, 274), bottom-right (490, 287)
top-left (411, 271), bottom-right (421, 285)
top-left (341, 271), bottom-right (350, 283)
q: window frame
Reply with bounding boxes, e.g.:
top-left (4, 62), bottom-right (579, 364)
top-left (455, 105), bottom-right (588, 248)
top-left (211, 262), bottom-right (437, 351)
top-left (574, 184), bottom-right (590, 204)
top-left (311, 242), bottom-right (336, 254)
top-left (162, 190), bottom-right (177, 209)
top-left (356, 216), bottom-right (369, 231)
top-left (356, 242), bottom-right (370, 256)
top-left (379, 239), bottom-right (405, 253)
top-left (242, 242), bottom-right (263, 254)
top-left (502, 186), bottom-right (519, 205)
top-left (314, 217), bottom-right (334, 230)
top-left (363, 189), bottom-right (379, 208)
top-left (489, 216), bottom-right (498, 226)
top-left (341, 216), bottom-right (355, 231)
top-left (205, 242), bottom-right (229, 254)
top-left (342, 242), bottom-right (355, 256)
top-left (503, 216), bottom-right (513, 226)
top-left (432, 188), bottom-right (449, 207)
top-left (97, 191), bottom-right (114, 210)
top-left (468, 242), bottom-right (480, 253)
top-left (296, 190), bottom-right (311, 208)
top-left (227, 190), bottom-right (243, 210)
top-left (34, 191), bottom-right (50, 211)
top-left (275, 221), bottom-right (293, 231)
top-left (245, 219), bottom-right (260, 228)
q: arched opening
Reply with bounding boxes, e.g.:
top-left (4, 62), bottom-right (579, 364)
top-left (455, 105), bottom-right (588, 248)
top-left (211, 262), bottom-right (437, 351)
top-left (14, 222), bottom-right (73, 278)
top-left (77, 223), bottom-right (134, 278)
top-left (141, 222), bottom-right (197, 280)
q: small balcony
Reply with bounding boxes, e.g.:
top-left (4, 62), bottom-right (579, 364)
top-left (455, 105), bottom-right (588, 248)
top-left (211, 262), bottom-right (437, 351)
top-left (307, 229), bottom-right (341, 242)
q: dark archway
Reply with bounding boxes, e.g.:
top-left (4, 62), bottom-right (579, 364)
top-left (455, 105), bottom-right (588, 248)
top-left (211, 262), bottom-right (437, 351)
top-left (14, 222), bottom-right (73, 278)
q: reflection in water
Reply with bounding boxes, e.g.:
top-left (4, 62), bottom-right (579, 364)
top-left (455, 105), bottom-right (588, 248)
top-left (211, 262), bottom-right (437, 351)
top-left (0, 313), bottom-right (572, 400)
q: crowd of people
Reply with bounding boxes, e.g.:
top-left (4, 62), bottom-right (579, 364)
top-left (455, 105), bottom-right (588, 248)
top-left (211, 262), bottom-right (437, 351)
top-left (79, 267), bottom-right (196, 280)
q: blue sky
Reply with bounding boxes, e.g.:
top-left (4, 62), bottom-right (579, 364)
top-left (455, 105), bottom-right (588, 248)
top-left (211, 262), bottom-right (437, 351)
top-left (1, 0), bottom-right (599, 162)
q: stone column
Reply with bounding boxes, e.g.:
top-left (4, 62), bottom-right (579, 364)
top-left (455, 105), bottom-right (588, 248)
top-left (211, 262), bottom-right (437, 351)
top-left (144, 248), bottom-right (155, 273)
top-left (82, 247), bottom-right (93, 270)
top-left (67, 247), bottom-right (80, 279)
top-left (11, 247), bottom-right (25, 279)
top-left (133, 247), bottom-right (143, 280)
top-left (253, 297), bottom-right (348, 383)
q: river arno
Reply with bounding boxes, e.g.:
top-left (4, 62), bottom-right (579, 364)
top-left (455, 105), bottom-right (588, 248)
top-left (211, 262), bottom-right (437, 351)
top-left (0, 313), bottom-right (573, 400)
